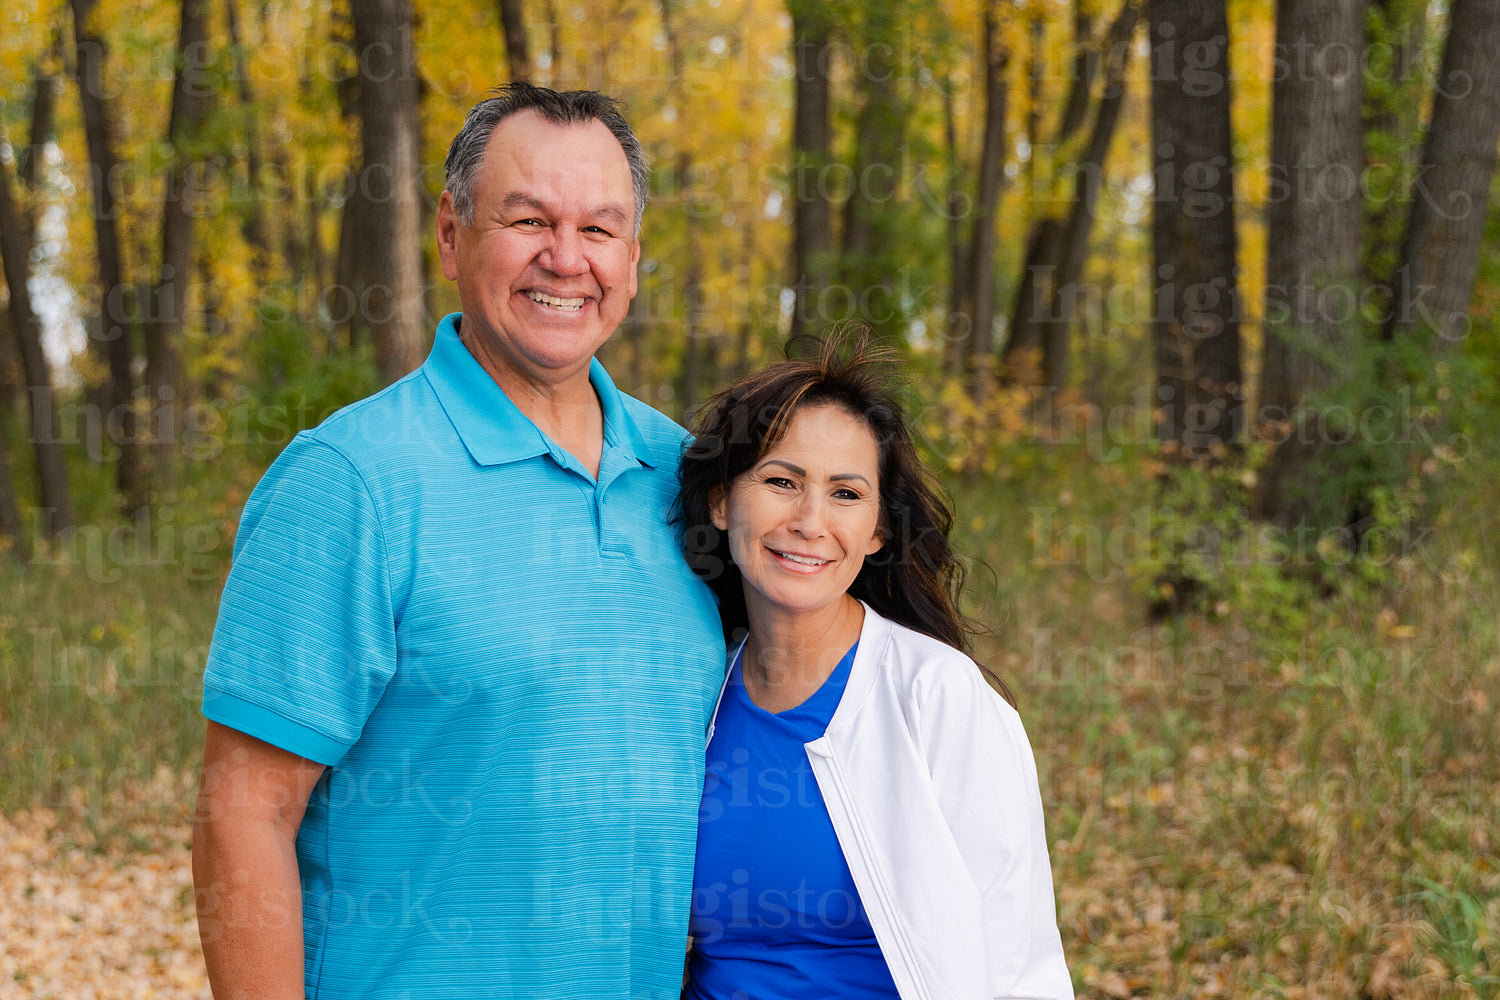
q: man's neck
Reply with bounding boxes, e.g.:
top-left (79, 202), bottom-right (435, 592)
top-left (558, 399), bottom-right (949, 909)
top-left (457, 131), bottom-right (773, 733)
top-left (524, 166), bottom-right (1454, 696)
top-left (458, 324), bottom-right (606, 479)
top-left (506, 375), bottom-right (606, 480)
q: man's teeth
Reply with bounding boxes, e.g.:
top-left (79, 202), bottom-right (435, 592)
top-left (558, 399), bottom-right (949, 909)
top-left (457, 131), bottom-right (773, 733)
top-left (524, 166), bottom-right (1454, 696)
top-left (777, 551), bottom-right (829, 566)
top-left (527, 291), bottom-right (585, 311)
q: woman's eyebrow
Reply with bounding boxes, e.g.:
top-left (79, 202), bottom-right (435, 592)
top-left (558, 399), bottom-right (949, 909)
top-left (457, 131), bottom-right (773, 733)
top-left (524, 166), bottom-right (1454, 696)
top-left (757, 459), bottom-right (872, 487)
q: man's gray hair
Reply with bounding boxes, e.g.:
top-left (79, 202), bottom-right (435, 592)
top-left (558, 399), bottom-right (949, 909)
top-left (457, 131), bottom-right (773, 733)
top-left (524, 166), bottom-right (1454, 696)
top-left (443, 83), bottom-right (650, 237)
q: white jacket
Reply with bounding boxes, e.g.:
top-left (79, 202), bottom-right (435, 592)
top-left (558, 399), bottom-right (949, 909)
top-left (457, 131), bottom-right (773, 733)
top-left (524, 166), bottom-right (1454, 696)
top-left (712, 603), bottom-right (1073, 1000)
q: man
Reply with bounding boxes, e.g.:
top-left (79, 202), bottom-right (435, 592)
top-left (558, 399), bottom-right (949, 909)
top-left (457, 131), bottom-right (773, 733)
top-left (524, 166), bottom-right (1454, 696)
top-left (192, 84), bottom-right (725, 1000)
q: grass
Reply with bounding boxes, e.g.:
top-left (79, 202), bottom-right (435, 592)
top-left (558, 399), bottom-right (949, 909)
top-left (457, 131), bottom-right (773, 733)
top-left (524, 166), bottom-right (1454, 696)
top-left (946, 438), bottom-right (1500, 999)
top-left (2, 429), bottom-right (1496, 997)
top-left (0, 457), bottom-right (250, 845)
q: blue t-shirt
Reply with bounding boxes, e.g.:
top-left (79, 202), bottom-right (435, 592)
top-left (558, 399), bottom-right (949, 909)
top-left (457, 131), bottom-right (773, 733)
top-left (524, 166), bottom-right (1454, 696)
top-left (202, 313), bottom-right (726, 999)
top-left (687, 642), bottom-right (900, 1000)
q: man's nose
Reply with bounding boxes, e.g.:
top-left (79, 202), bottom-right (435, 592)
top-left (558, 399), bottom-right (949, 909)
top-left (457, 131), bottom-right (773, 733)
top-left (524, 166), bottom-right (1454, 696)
top-left (541, 228), bottom-right (587, 276)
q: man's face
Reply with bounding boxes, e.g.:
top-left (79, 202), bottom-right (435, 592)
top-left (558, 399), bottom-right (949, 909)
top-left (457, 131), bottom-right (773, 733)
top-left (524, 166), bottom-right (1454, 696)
top-left (436, 110), bottom-right (640, 391)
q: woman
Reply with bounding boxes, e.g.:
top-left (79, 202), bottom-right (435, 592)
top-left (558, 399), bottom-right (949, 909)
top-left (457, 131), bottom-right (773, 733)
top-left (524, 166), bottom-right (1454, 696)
top-left (677, 330), bottom-right (1073, 1000)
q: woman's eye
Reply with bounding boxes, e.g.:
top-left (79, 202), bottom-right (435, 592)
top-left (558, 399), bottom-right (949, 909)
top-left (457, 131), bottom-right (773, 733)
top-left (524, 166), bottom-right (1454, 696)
top-left (765, 477), bottom-right (795, 489)
top-left (833, 488), bottom-right (862, 501)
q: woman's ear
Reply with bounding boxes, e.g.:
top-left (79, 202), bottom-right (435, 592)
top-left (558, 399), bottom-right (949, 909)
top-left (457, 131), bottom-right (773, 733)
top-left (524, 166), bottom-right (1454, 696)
top-left (709, 488), bottom-right (728, 531)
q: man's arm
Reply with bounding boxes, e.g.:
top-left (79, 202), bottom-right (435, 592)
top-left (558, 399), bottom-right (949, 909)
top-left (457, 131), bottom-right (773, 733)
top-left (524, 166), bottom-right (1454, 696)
top-left (192, 721), bottom-right (327, 1000)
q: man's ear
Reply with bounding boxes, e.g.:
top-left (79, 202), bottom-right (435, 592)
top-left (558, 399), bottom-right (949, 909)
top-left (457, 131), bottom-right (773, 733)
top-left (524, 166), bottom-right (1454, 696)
top-left (628, 238), bottom-right (640, 299)
top-left (436, 191), bottom-right (461, 281)
top-left (709, 488), bottom-right (728, 532)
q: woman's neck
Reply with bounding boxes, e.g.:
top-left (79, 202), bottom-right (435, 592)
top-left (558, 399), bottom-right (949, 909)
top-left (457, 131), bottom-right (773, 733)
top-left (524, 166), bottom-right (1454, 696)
top-left (739, 595), bottom-right (865, 714)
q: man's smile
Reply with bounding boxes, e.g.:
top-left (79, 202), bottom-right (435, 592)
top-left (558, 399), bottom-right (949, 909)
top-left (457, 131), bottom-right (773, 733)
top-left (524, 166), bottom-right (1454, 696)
top-left (526, 290), bottom-right (587, 311)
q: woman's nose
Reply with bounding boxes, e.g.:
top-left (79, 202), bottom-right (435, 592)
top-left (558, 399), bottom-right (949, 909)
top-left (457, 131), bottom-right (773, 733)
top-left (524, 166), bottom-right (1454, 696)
top-left (790, 493), bottom-right (827, 536)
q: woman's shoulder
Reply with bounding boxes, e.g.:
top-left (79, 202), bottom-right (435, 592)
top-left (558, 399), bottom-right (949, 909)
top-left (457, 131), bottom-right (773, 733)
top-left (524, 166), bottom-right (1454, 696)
top-left (870, 614), bottom-right (1017, 718)
top-left (876, 616), bottom-right (973, 670)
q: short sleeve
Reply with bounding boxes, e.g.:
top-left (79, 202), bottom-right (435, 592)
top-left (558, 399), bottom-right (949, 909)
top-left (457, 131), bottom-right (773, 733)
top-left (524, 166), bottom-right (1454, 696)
top-left (202, 434), bottom-right (398, 766)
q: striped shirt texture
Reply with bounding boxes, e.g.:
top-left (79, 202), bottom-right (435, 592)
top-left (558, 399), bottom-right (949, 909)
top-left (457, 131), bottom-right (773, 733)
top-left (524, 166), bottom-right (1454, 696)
top-left (203, 313), bottom-right (726, 999)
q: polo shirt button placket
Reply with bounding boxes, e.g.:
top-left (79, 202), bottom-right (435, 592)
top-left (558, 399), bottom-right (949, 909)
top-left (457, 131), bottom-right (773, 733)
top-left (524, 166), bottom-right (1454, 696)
top-left (595, 464), bottom-right (635, 560)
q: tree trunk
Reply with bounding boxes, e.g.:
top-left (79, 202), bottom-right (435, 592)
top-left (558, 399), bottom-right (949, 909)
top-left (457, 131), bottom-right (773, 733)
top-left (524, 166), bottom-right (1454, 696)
top-left (788, 0), bottom-right (834, 339)
top-left (0, 305), bottom-right (16, 429)
top-left (839, 55), bottom-right (898, 265)
top-left (0, 145), bottom-right (75, 537)
top-left (1360, 0), bottom-right (1426, 293)
top-left (497, 0), bottom-right (532, 82)
top-left (0, 429), bottom-right (27, 560)
top-left (306, 179), bottom-right (326, 312)
top-left (1041, 2), bottom-right (1138, 398)
top-left (147, 0), bottom-right (215, 492)
top-left (70, 0), bottom-right (147, 513)
top-left (1, 41), bottom-right (61, 419)
top-left (835, 6), bottom-right (907, 340)
top-left (1252, 0), bottom-right (1366, 536)
top-left (966, 0), bottom-right (1009, 405)
top-left (735, 218), bottom-right (756, 379)
top-left (1024, 12), bottom-right (1044, 202)
top-left (659, 1), bottom-right (709, 407)
top-left (542, 0), bottom-right (561, 88)
top-left (20, 35), bottom-right (62, 217)
top-left (350, 0), bottom-right (426, 381)
top-left (1004, 2), bottom-right (1136, 395)
top-left (0, 407), bottom-right (27, 554)
top-left (1056, 1), bottom-right (1097, 147)
top-left (679, 153), bottom-right (708, 411)
top-left (7, 51), bottom-right (69, 524)
top-left (996, 3), bottom-right (1090, 382)
top-left (999, 217), bottom-right (1063, 382)
top-left (942, 77), bottom-right (968, 376)
top-left (225, 0), bottom-right (272, 284)
top-left (1148, 0), bottom-right (1243, 459)
top-left (333, 151), bottom-right (372, 352)
top-left (1382, 0), bottom-right (1500, 350)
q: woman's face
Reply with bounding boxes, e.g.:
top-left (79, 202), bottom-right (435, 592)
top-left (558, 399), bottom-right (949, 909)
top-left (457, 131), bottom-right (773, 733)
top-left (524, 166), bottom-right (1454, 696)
top-left (710, 404), bottom-right (885, 623)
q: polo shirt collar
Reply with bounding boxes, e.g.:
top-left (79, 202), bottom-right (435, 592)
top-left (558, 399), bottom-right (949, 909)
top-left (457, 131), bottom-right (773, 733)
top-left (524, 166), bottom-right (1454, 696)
top-left (423, 313), bottom-right (657, 472)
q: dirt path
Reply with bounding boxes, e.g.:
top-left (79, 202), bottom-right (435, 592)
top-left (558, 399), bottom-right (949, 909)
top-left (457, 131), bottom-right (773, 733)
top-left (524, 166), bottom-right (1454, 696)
top-left (0, 809), bottom-right (209, 1000)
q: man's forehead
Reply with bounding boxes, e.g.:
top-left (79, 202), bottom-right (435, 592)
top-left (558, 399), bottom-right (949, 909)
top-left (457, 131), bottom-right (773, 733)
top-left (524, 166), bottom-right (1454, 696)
top-left (483, 118), bottom-right (630, 184)
top-left (487, 113), bottom-right (626, 160)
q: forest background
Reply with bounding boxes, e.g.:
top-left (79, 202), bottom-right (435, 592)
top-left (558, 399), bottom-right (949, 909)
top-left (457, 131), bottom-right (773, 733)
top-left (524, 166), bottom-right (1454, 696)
top-left (1, 0), bottom-right (1497, 996)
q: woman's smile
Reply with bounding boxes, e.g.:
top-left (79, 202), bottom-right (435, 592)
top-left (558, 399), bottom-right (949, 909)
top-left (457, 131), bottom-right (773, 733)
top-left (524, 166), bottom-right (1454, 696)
top-left (711, 404), bottom-right (884, 625)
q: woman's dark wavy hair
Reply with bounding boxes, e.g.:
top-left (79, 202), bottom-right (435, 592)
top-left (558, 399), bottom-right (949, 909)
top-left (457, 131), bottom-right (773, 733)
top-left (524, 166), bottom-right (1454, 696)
top-left (677, 326), bottom-right (1012, 702)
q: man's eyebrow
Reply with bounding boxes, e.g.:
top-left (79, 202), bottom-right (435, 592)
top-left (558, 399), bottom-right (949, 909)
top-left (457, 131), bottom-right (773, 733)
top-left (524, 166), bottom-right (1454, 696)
top-left (589, 204), bottom-right (631, 226)
top-left (502, 192), bottom-right (549, 214)
top-left (501, 192), bottom-right (630, 227)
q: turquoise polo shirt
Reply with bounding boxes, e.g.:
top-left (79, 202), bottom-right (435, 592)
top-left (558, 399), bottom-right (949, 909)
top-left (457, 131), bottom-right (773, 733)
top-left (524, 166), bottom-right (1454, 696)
top-left (203, 313), bottom-right (725, 999)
